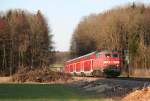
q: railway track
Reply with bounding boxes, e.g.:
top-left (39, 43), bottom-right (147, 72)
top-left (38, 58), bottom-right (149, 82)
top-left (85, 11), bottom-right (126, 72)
top-left (73, 76), bottom-right (150, 82)
top-left (111, 76), bottom-right (150, 82)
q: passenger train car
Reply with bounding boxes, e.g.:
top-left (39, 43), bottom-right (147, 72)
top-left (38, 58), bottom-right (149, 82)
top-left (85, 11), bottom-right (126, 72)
top-left (64, 50), bottom-right (122, 77)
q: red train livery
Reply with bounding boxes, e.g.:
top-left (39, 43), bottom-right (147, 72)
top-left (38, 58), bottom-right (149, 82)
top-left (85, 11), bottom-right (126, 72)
top-left (64, 50), bottom-right (122, 77)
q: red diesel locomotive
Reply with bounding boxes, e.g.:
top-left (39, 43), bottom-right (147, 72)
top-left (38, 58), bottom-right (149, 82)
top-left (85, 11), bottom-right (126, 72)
top-left (64, 50), bottom-right (122, 77)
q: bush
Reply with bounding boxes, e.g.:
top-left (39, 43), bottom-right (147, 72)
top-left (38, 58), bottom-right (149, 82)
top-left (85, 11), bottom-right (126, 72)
top-left (12, 67), bottom-right (72, 83)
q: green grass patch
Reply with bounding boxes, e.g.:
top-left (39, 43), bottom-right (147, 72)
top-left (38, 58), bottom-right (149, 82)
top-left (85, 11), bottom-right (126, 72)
top-left (0, 84), bottom-right (110, 101)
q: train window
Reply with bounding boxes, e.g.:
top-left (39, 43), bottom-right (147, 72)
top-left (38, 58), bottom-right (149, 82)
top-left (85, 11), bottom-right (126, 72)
top-left (99, 54), bottom-right (102, 57)
top-left (96, 54), bottom-right (99, 58)
top-left (112, 54), bottom-right (119, 57)
top-left (86, 56), bottom-right (89, 59)
top-left (96, 53), bottom-right (103, 58)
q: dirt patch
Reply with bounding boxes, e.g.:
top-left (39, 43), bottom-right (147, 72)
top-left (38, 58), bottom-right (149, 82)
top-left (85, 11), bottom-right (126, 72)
top-left (122, 87), bottom-right (150, 101)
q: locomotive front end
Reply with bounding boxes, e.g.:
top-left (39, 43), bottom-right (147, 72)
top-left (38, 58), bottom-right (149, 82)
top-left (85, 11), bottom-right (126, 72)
top-left (103, 52), bottom-right (122, 77)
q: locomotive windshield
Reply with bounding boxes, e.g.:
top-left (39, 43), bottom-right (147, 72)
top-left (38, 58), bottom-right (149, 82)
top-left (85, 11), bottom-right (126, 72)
top-left (105, 54), bottom-right (111, 57)
top-left (112, 54), bottom-right (119, 57)
top-left (105, 53), bottom-right (119, 58)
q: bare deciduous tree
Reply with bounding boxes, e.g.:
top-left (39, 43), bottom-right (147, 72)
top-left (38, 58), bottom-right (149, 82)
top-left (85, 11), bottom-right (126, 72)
top-left (0, 9), bottom-right (54, 76)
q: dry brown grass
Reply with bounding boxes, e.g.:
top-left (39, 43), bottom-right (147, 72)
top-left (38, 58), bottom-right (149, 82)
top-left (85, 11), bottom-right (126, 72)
top-left (12, 67), bottom-right (72, 83)
top-left (0, 77), bottom-right (12, 83)
top-left (131, 68), bottom-right (150, 78)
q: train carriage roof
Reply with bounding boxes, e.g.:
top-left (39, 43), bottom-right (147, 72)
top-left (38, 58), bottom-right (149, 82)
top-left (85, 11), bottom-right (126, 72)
top-left (65, 50), bottom-right (120, 64)
top-left (66, 51), bottom-right (96, 63)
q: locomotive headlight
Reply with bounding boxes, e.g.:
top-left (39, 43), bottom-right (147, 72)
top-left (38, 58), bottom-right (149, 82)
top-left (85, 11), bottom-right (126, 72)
top-left (104, 61), bottom-right (110, 64)
top-left (113, 61), bottom-right (119, 64)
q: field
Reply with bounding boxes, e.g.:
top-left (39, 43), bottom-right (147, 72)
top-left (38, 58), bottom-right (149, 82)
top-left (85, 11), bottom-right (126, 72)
top-left (0, 84), bottom-right (109, 101)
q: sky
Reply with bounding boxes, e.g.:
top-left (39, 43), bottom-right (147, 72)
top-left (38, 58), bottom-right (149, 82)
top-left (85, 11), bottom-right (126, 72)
top-left (0, 0), bottom-right (150, 51)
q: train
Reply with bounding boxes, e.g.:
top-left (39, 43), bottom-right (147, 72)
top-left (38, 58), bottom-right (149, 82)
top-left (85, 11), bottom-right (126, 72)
top-left (64, 50), bottom-right (122, 77)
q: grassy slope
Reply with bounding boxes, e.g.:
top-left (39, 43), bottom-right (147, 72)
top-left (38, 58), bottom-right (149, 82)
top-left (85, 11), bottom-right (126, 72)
top-left (0, 84), bottom-right (109, 101)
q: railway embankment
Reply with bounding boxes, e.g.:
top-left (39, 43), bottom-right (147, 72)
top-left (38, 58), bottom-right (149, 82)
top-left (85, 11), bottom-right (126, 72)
top-left (68, 77), bottom-right (150, 101)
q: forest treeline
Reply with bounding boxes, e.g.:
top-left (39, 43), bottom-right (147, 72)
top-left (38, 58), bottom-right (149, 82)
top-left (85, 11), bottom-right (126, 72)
top-left (70, 3), bottom-right (150, 71)
top-left (0, 9), bottom-right (53, 76)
